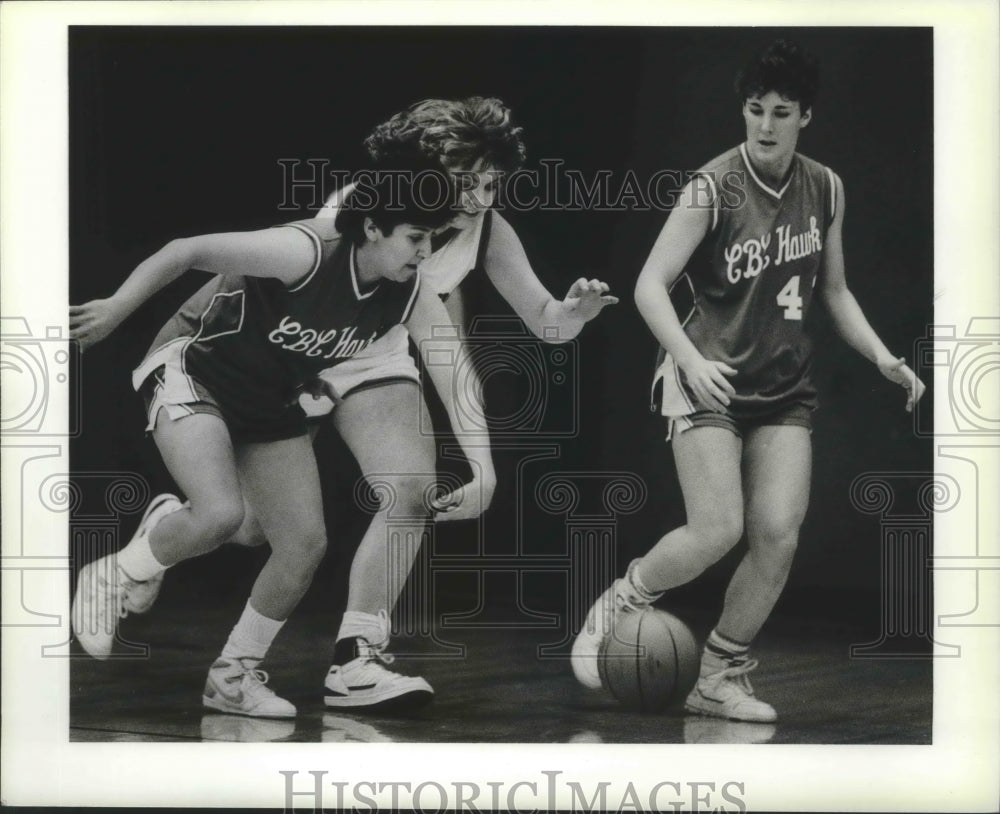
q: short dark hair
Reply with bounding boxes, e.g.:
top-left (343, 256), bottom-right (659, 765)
top-left (364, 97), bottom-right (527, 174)
top-left (334, 157), bottom-right (458, 244)
top-left (735, 39), bottom-right (820, 112)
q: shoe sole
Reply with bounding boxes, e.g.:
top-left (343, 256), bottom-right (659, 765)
top-left (570, 633), bottom-right (603, 690)
top-left (570, 584), bottom-right (623, 690)
top-left (324, 688), bottom-right (434, 712)
top-left (202, 695), bottom-right (296, 719)
top-left (71, 561), bottom-right (114, 660)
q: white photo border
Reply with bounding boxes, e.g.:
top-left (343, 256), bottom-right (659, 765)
top-left (1, 1), bottom-right (997, 811)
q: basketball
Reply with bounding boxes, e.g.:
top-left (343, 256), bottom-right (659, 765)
top-left (597, 609), bottom-right (699, 712)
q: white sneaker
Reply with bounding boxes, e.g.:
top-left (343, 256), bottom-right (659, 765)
top-left (71, 554), bottom-right (127, 660)
top-left (120, 494), bottom-right (184, 614)
top-left (684, 658), bottom-right (777, 723)
top-left (324, 643), bottom-right (433, 711)
top-left (570, 560), bottom-right (658, 690)
top-left (202, 658), bottom-right (296, 718)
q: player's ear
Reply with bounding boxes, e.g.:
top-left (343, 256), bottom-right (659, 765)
top-left (800, 106), bottom-right (812, 128)
top-left (363, 217), bottom-right (381, 242)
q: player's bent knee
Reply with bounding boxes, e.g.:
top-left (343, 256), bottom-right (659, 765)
top-left (373, 474), bottom-right (436, 516)
top-left (228, 522), bottom-right (268, 548)
top-left (272, 529), bottom-right (327, 573)
top-left (748, 513), bottom-right (805, 552)
top-left (298, 538), bottom-right (328, 573)
top-left (190, 500), bottom-right (245, 546)
top-left (750, 528), bottom-right (801, 560)
top-left (293, 525), bottom-right (328, 559)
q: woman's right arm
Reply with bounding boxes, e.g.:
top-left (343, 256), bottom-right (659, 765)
top-left (634, 177), bottom-right (736, 413)
top-left (70, 227), bottom-right (315, 351)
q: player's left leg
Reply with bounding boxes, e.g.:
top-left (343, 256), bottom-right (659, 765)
top-left (686, 421), bottom-right (811, 723)
top-left (323, 380), bottom-right (437, 711)
top-left (722, 423), bottom-right (812, 641)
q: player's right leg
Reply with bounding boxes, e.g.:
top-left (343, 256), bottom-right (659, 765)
top-left (72, 411), bottom-right (246, 660)
top-left (571, 423), bottom-right (744, 689)
top-left (323, 380), bottom-right (437, 711)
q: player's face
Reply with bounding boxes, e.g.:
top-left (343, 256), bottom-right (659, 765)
top-left (364, 222), bottom-right (434, 283)
top-left (742, 91), bottom-right (811, 169)
top-left (443, 158), bottom-right (501, 231)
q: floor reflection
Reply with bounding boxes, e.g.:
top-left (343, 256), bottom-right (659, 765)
top-left (200, 714), bottom-right (297, 743)
top-left (321, 713), bottom-right (394, 743)
top-left (683, 716), bottom-right (776, 744)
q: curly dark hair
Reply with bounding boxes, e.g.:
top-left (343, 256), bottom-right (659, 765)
top-left (364, 97), bottom-right (527, 174)
top-left (735, 39), bottom-right (820, 112)
top-left (333, 157), bottom-right (458, 245)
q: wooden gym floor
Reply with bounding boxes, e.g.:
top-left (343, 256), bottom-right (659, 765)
top-left (70, 562), bottom-right (932, 745)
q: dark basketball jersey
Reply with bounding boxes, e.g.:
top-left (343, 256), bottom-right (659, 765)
top-left (656, 144), bottom-right (837, 419)
top-left (132, 219), bottom-right (421, 435)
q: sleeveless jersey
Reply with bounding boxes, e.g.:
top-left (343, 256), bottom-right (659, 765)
top-left (423, 209), bottom-right (492, 297)
top-left (132, 218), bottom-right (421, 432)
top-left (655, 144), bottom-right (837, 419)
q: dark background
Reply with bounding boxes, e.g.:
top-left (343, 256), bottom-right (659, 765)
top-left (69, 27), bottom-right (933, 642)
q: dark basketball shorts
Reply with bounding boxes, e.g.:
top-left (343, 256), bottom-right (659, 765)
top-left (668, 401), bottom-right (814, 441)
top-left (139, 369), bottom-right (309, 443)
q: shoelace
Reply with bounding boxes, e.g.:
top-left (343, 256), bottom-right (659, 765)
top-left (226, 662), bottom-right (277, 697)
top-left (358, 637), bottom-right (396, 666)
top-left (243, 668), bottom-right (275, 694)
top-left (715, 657), bottom-right (759, 695)
top-left (586, 585), bottom-right (642, 634)
top-left (614, 563), bottom-right (657, 615)
top-left (116, 566), bottom-right (151, 620)
top-left (353, 610), bottom-right (396, 666)
top-left (107, 570), bottom-right (129, 620)
top-left (615, 593), bottom-right (644, 614)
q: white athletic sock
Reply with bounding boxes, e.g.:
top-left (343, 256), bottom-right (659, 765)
top-left (220, 600), bottom-right (285, 667)
top-left (626, 558), bottom-right (662, 603)
top-left (117, 535), bottom-right (168, 582)
top-left (336, 610), bottom-right (389, 647)
top-left (703, 628), bottom-right (750, 674)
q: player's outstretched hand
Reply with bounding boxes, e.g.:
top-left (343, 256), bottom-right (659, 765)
top-left (69, 298), bottom-right (126, 351)
top-left (563, 278), bottom-right (619, 322)
top-left (679, 356), bottom-right (737, 414)
top-left (878, 357), bottom-right (926, 413)
top-left (431, 473), bottom-right (496, 522)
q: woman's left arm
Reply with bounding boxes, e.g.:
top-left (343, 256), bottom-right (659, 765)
top-left (405, 281), bottom-right (496, 521)
top-left (483, 212), bottom-right (618, 343)
top-left (819, 174), bottom-right (926, 412)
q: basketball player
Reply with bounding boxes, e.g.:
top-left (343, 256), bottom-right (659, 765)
top-left (571, 40), bottom-right (926, 722)
top-left (70, 164), bottom-right (493, 717)
top-left (109, 98), bottom-right (618, 712)
top-left (304, 98), bottom-right (620, 710)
